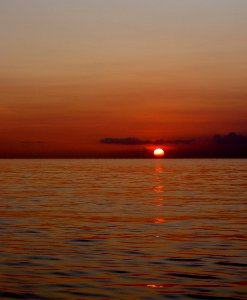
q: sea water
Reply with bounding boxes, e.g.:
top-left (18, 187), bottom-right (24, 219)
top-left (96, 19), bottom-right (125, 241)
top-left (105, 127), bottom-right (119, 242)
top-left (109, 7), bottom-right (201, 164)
top-left (0, 159), bottom-right (246, 299)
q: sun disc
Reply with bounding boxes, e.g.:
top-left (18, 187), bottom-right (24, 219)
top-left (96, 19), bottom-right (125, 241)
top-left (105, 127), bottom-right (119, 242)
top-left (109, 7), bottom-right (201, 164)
top-left (154, 148), bottom-right (165, 157)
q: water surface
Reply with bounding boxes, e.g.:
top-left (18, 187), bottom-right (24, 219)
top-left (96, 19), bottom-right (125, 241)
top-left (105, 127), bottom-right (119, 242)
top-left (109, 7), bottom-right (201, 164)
top-left (0, 159), bottom-right (246, 299)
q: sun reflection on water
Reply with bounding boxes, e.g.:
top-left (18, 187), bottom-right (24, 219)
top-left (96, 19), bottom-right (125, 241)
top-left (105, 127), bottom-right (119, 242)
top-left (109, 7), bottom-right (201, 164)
top-left (154, 217), bottom-right (166, 224)
top-left (153, 163), bottom-right (166, 223)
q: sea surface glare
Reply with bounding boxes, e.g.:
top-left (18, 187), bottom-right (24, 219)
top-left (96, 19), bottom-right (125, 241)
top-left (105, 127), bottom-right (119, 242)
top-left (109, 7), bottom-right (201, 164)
top-left (0, 159), bottom-right (246, 299)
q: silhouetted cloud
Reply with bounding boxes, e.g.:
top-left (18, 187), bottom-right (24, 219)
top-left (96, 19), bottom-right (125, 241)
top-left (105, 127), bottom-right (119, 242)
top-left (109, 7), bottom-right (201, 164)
top-left (213, 132), bottom-right (247, 144)
top-left (100, 137), bottom-right (195, 145)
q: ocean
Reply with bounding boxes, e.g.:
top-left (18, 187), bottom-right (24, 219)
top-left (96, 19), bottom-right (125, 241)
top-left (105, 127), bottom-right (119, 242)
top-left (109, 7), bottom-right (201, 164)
top-left (0, 159), bottom-right (246, 299)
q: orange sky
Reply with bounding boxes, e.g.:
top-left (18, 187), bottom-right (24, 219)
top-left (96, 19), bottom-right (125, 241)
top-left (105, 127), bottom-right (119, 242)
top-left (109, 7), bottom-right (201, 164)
top-left (0, 0), bottom-right (247, 157)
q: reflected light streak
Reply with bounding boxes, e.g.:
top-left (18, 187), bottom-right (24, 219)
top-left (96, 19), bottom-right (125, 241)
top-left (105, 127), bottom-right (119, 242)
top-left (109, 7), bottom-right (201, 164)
top-left (154, 217), bottom-right (166, 224)
top-left (147, 284), bottom-right (165, 288)
top-left (153, 185), bottom-right (164, 193)
top-left (153, 163), bottom-right (166, 224)
top-left (155, 165), bottom-right (164, 173)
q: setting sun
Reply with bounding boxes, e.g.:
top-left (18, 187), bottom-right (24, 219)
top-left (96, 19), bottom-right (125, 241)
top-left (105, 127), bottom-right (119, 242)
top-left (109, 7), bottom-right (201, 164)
top-left (153, 148), bottom-right (165, 158)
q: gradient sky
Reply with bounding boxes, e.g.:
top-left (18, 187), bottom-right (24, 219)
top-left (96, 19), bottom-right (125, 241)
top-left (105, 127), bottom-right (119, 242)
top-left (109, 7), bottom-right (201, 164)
top-left (0, 0), bottom-right (247, 156)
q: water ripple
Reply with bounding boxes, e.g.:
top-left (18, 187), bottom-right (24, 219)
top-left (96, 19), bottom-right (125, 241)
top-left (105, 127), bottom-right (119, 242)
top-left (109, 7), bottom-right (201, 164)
top-left (0, 159), bottom-right (246, 299)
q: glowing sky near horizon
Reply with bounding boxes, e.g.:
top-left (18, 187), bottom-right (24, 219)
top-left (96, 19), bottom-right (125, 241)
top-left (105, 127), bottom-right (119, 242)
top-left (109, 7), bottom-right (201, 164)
top-left (0, 0), bottom-right (247, 155)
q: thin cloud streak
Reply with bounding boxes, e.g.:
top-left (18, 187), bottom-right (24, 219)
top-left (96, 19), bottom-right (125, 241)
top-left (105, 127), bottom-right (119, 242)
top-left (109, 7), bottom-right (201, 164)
top-left (19, 141), bottom-right (46, 144)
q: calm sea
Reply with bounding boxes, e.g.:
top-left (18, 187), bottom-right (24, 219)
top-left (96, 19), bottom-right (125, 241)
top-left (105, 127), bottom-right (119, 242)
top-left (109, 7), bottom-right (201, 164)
top-left (0, 159), bottom-right (246, 299)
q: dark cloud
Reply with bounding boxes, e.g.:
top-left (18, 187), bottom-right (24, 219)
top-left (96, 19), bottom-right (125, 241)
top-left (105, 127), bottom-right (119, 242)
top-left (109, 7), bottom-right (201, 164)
top-left (213, 132), bottom-right (247, 144)
top-left (100, 137), bottom-right (194, 145)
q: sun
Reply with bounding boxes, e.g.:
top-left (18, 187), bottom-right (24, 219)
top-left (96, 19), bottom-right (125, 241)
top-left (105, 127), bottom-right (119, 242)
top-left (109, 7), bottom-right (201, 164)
top-left (154, 148), bottom-right (165, 158)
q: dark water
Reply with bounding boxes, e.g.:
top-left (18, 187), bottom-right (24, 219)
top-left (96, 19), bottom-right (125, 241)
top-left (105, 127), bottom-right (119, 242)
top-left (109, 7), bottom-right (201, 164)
top-left (0, 159), bottom-right (246, 299)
